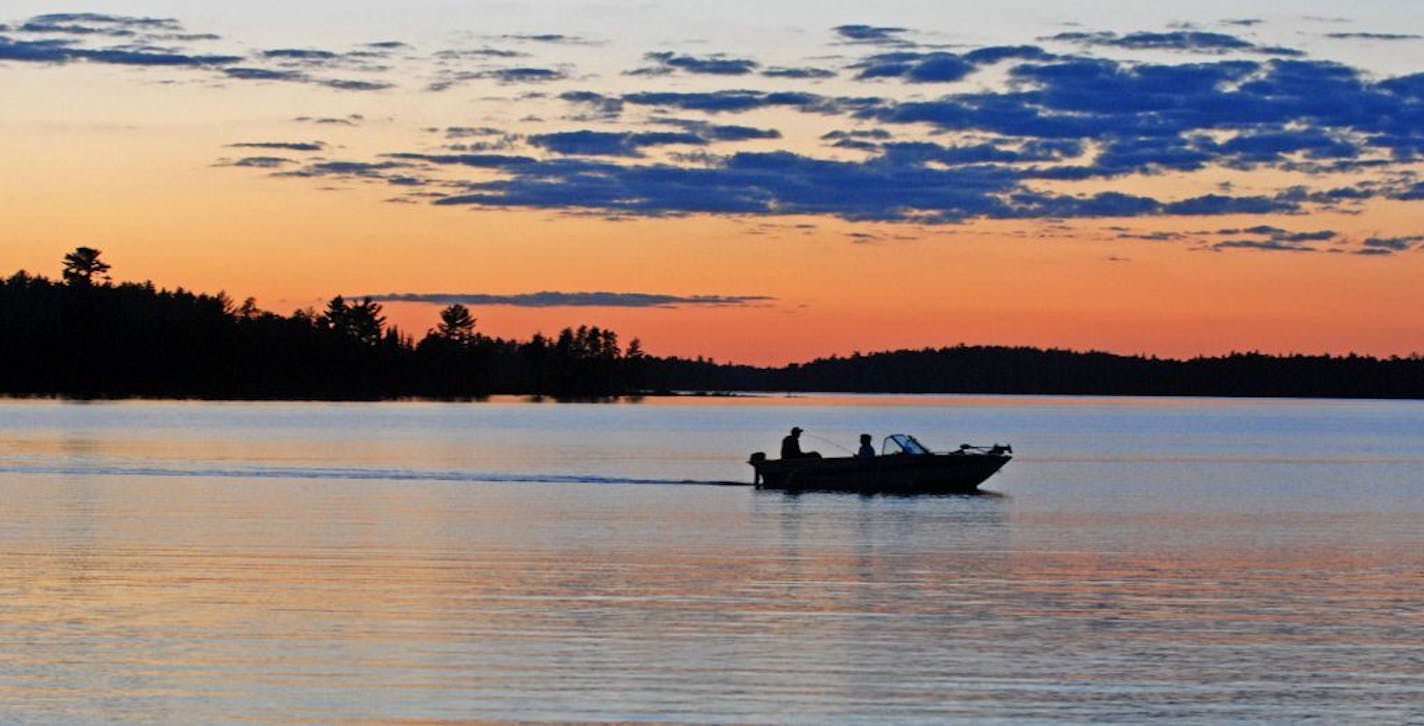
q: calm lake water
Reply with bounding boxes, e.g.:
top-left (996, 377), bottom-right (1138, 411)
top-left (1, 395), bottom-right (1421, 723)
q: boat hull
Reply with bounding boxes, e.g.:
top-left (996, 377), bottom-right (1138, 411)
top-left (751, 453), bottom-right (1010, 494)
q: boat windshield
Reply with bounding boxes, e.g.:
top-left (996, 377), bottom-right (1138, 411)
top-left (882, 434), bottom-right (932, 456)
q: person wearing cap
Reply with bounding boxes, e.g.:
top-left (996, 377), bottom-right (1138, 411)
top-left (780, 427), bottom-right (819, 459)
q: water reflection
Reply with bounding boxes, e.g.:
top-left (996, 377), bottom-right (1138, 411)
top-left (0, 398), bottom-right (1420, 723)
top-left (761, 488), bottom-right (1006, 499)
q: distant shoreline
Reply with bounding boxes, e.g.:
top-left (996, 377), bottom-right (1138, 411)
top-left (3, 389), bottom-right (1422, 405)
top-left (5, 259), bottom-right (1422, 402)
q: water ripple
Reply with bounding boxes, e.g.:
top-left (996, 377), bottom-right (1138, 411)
top-left (0, 458), bottom-right (747, 486)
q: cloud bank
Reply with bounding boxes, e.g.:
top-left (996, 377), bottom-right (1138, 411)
top-left (363, 292), bottom-right (775, 308)
top-left (7, 12), bottom-right (1399, 255)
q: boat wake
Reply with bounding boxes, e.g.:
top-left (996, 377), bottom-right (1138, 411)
top-left (0, 459), bottom-right (750, 487)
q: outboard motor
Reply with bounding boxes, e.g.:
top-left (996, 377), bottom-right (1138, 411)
top-left (748, 452), bottom-right (766, 485)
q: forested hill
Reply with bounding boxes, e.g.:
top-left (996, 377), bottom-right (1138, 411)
top-left (4, 252), bottom-right (1422, 400)
top-left (639, 347), bottom-right (1424, 399)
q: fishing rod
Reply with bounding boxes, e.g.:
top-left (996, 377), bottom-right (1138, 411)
top-left (802, 432), bottom-right (854, 456)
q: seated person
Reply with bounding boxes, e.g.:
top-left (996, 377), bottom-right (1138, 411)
top-left (856, 433), bottom-right (875, 459)
top-left (780, 427), bottom-right (820, 459)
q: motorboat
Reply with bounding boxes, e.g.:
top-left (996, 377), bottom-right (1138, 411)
top-left (748, 434), bottom-right (1011, 494)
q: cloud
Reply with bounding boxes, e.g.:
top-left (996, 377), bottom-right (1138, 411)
top-left (527, 130), bottom-right (707, 156)
top-left (661, 119), bottom-right (781, 141)
top-left (851, 46), bottom-right (1060, 84)
top-left (1001, 191), bottom-right (1163, 218)
top-left (635, 51), bottom-right (758, 76)
top-left (2, 13), bottom-right (243, 68)
top-left (159, 33), bottom-right (222, 42)
top-left (18, 21), bottom-right (138, 37)
top-left (384, 144), bottom-right (1318, 224)
top-left (1211, 239), bottom-right (1317, 252)
top-left (1395, 182), bottom-right (1424, 201)
top-left (319, 78), bottom-right (394, 91)
top-left (1114, 230), bottom-right (1186, 242)
top-left (1206, 225), bottom-right (1340, 252)
top-left (268, 102), bottom-right (1375, 225)
top-left (824, 138), bottom-right (879, 151)
top-left (559, 90), bottom-right (625, 117)
top-left (822, 129), bottom-right (892, 141)
top-left (2, 14), bottom-right (391, 89)
top-left (228, 141), bottom-right (326, 152)
top-left (262, 48), bottom-right (338, 61)
top-left (489, 67), bottom-right (565, 82)
top-left (195, 23), bottom-right (1424, 232)
top-left (1218, 129), bottom-right (1358, 162)
top-left (362, 291), bottom-right (775, 308)
top-left (498, 33), bottom-right (594, 45)
top-left (434, 128), bottom-right (521, 151)
top-left (1325, 32), bottom-right (1421, 40)
top-left (1161, 194), bottom-right (1296, 215)
top-left (436, 126), bottom-right (504, 138)
top-left (523, 121), bottom-right (782, 157)
top-left (295, 114), bottom-right (364, 125)
top-left (228, 156), bottom-right (295, 168)
top-left (1046, 30), bottom-right (1303, 56)
top-left (222, 66), bottom-right (391, 90)
top-left (384, 152), bottom-right (539, 168)
top-left (1110, 225), bottom-right (1358, 254)
top-left (1361, 234), bottom-right (1424, 252)
top-left (88, 47), bottom-right (243, 66)
top-left (621, 90), bottom-right (865, 114)
top-left (1233, 225), bottom-right (1337, 242)
top-left (882, 139), bottom-right (1083, 164)
top-left (761, 66), bottom-right (836, 79)
top-left (853, 52), bottom-right (975, 82)
top-left (223, 67), bottom-right (293, 81)
top-left (0, 36), bottom-right (81, 62)
top-left (416, 150), bottom-right (1049, 220)
top-left (855, 57), bottom-right (1421, 181)
top-left (0, 34), bottom-right (241, 66)
top-left (16, 13), bottom-right (182, 36)
top-left (430, 66), bottom-right (567, 90)
top-left (833, 24), bottom-right (911, 46)
top-left (273, 160), bottom-right (411, 179)
top-left (964, 45), bottom-right (1058, 64)
top-left (24, 12), bottom-right (178, 28)
top-left (257, 47), bottom-right (394, 73)
top-left (434, 48), bottom-right (526, 60)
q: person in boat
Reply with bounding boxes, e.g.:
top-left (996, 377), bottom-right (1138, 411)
top-left (780, 427), bottom-right (820, 459)
top-left (856, 434), bottom-right (875, 459)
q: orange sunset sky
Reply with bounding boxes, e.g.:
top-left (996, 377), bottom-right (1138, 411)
top-left (3, 1), bottom-right (1423, 365)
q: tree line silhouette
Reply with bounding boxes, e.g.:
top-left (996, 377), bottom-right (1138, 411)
top-left (1, 249), bottom-right (644, 399)
top-left (638, 346), bottom-right (1424, 399)
top-left (2, 248), bottom-right (1421, 400)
